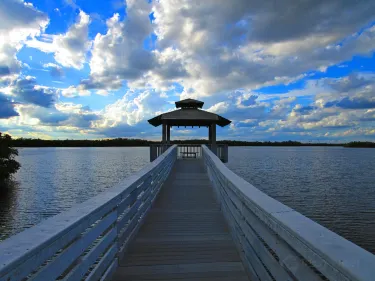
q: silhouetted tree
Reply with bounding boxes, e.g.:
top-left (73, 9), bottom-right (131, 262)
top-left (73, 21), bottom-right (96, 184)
top-left (0, 133), bottom-right (20, 181)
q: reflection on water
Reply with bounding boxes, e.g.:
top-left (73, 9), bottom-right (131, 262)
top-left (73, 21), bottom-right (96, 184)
top-left (0, 180), bottom-right (19, 239)
top-left (0, 147), bottom-right (149, 241)
top-left (226, 146), bottom-right (375, 254)
top-left (1, 146), bottom-right (375, 255)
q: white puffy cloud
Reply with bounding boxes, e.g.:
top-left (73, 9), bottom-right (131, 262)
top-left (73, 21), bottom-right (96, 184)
top-left (43, 63), bottom-right (64, 77)
top-left (258, 74), bottom-right (375, 138)
top-left (27, 10), bottom-right (91, 69)
top-left (1, 76), bottom-right (56, 107)
top-left (59, 85), bottom-right (91, 97)
top-left (206, 102), bottom-right (230, 114)
top-left (0, 0), bottom-right (48, 76)
top-left (83, 1), bottom-right (154, 90)
top-left (93, 89), bottom-right (167, 128)
top-left (146, 0), bottom-right (375, 97)
top-left (3, 102), bottom-right (99, 134)
top-left (80, 0), bottom-right (375, 100)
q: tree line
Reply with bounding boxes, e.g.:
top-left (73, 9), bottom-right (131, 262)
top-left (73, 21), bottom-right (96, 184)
top-left (9, 137), bottom-right (374, 147)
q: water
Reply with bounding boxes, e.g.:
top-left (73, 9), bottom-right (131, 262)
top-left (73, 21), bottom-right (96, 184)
top-left (0, 146), bottom-right (374, 254)
top-left (0, 147), bottom-right (149, 241)
top-left (226, 146), bottom-right (375, 254)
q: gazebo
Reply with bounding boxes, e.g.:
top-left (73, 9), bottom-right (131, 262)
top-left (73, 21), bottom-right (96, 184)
top-left (148, 98), bottom-right (231, 161)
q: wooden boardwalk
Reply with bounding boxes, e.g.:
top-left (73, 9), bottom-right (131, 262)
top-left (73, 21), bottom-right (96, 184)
top-left (112, 159), bottom-right (250, 281)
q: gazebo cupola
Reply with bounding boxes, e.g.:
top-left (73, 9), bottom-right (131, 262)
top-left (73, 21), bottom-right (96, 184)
top-left (148, 98), bottom-right (231, 156)
top-left (175, 99), bottom-right (204, 109)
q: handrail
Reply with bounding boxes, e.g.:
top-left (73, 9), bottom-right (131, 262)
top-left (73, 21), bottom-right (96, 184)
top-left (0, 145), bottom-right (177, 281)
top-left (202, 145), bottom-right (375, 281)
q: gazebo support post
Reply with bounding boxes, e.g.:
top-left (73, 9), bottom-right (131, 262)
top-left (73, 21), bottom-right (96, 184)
top-left (210, 123), bottom-right (217, 155)
top-left (162, 123), bottom-right (166, 144)
top-left (167, 125), bottom-right (171, 144)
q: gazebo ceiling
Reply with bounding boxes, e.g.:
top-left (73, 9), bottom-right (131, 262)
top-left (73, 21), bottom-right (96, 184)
top-left (148, 99), bottom-right (231, 127)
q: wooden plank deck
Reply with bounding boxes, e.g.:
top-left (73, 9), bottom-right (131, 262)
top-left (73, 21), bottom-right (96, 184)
top-left (112, 158), bottom-right (250, 281)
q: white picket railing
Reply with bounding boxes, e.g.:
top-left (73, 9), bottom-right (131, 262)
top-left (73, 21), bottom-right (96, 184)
top-left (202, 145), bottom-right (375, 281)
top-left (0, 145), bottom-right (177, 281)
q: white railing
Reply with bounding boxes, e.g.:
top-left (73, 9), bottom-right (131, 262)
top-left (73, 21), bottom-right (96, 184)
top-left (0, 145), bottom-right (177, 281)
top-left (177, 144), bottom-right (202, 158)
top-left (149, 144), bottom-right (172, 161)
top-left (202, 145), bottom-right (375, 281)
top-left (207, 144), bottom-right (229, 163)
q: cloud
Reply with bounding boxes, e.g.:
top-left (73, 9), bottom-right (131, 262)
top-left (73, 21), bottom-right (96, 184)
top-left (0, 92), bottom-right (19, 119)
top-left (93, 89), bottom-right (167, 128)
top-left (206, 102), bottom-right (229, 114)
top-left (145, 0), bottom-right (375, 97)
top-left (4, 76), bottom-right (56, 107)
top-left (293, 105), bottom-right (317, 115)
top-left (43, 63), bottom-right (64, 77)
top-left (325, 97), bottom-right (375, 109)
top-left (154, 0), bottom-right (375, 46)
top-left (81, 0), bottom-right (375, 99)
top-left (16, 102), bottom-right (100, 129)
top-left (27, 10), bottom-right (91, 69)
top-left (0, 0), bottom-right (48, 76)
top-left (84, 1), bottom-right (154, 90)
top-left (60, 85), bottom-right (90, 97)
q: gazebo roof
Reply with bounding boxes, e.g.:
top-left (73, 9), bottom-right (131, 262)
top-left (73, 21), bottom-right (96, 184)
top-left (148, 99), bottom-right (231, 127)
top-left (175, 99), bottom-right (204, 109)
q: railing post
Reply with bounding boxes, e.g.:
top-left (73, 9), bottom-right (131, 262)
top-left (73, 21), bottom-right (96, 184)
top-left (150, 145), bottom-right (157, 162)
top-left (223, 144), bottom-right (228, 163)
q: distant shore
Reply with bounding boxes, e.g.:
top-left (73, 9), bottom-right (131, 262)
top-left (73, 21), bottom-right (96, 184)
top-left (10, 138), bottom-right (375, 148)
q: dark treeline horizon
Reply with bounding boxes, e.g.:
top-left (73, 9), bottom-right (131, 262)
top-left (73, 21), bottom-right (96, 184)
top-left (9, 138), bottom-right (375, 148)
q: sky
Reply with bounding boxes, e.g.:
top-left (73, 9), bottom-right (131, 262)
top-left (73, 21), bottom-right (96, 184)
top-left (1, 0), bottom-right (375, 142)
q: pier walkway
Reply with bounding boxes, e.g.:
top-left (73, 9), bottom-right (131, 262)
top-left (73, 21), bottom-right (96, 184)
top-left (1, 145), bottom-right (375, 281)
top-left (113, 159), bottom-right (249, 280)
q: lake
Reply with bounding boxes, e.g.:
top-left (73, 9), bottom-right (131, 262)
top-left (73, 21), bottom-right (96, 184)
top-left (0, 146), bottom-right (374, 254)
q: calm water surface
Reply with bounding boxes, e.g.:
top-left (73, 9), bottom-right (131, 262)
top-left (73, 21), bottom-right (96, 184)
top-left (0, 146), bottom-right (374, 254)
top-left (0, 147), bottom-right (149, 241)
top-left (227, 146), bottom-right (375, 253)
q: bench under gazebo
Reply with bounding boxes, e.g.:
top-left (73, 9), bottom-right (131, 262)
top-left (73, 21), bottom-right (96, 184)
top-left (148, 99), bottom-right (231, 162)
